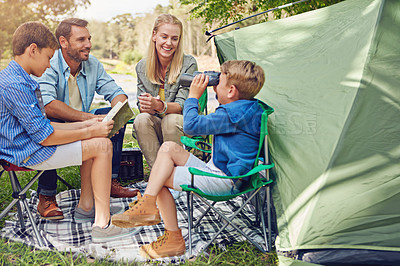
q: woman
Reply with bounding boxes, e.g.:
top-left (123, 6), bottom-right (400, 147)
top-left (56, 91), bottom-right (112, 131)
top-left (134, 14), bottom-right (198, 170)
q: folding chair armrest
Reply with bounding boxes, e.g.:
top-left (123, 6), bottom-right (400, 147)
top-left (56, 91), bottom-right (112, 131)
top-left (188, 163), bottom-right (274, 179)
top-left (181, 136), bottom-right (212, 153)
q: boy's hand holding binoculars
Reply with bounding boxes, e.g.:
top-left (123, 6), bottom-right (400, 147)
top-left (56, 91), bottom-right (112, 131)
top-left (188, 74), bottom-right (209, 99)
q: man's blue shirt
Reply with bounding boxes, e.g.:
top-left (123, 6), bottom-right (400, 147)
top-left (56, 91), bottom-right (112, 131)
top-left (36, 49), bottom-right (127, 112)
top-left (0, 60), bottom-right (56, 167)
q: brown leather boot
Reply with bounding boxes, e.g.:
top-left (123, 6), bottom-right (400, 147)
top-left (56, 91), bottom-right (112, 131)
top-left (110, 179), bottom-right (139, 198)
top-left (111, 192), bottom-right (160, 228)
top-left (37, 194), bottom-right (64, 220)
top-left (139, 229), bottom-right (186, 259)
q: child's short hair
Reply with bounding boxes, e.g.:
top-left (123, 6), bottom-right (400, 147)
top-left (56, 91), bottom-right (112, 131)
top-left (12, 22), bottom-right (58, 56)
top-left (221, 60), bottom-right (265, 99)
top-left (55, 18), bottom-right (88, 45)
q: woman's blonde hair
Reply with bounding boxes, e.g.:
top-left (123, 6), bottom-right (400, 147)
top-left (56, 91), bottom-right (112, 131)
top-left (146, 14), bottom-right (184, 85)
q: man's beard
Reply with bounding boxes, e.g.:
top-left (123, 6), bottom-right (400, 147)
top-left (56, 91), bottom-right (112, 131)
top-left (66, 48), bottom-right (90, 63)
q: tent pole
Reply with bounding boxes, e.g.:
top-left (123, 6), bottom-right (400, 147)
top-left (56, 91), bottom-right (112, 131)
top-left (206, 0), bottom-right (310, 42)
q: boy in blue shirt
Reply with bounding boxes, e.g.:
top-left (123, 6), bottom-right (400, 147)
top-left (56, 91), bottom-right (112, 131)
top-left (111, 60), bottom-right (266, 258)
top-left (0, 22), bottom-right (137, 243)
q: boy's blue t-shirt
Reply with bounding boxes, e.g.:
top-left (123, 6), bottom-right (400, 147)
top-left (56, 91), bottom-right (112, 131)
top-left (0, 60), bottom-right (56, 167)
top-left (183, 97), bottom-right (263, 177)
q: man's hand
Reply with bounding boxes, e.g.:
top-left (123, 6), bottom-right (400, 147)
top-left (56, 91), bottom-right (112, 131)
top-left (138, 93), bottom-right (164, 114)
top-left (188, 74), bottom-right (209, 99)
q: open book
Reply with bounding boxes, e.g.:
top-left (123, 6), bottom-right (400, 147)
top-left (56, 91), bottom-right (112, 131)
top-left (102, 99), bottom-right (134, 138)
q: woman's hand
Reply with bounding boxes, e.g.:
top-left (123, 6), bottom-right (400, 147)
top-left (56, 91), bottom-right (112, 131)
top-left (188, 74), bottom-right (209, 99)
top-left (138, 93), bottom-right (164, 114)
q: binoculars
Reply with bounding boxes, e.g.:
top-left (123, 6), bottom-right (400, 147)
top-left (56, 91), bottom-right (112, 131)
top-left (179, 71), bottom-right (221, 87)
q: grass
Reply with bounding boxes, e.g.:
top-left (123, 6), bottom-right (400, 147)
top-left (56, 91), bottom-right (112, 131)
top-left (0, 237), bottom-right (277, 265)
top-left (99, 59), bottom-right (136, 76)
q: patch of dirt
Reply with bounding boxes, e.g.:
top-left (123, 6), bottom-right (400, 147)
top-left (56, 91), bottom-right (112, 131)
top-left (195, 55), bottom-right (220, 72)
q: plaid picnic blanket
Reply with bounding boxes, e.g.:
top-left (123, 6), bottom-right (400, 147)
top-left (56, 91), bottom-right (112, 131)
top-left (0, 181), bottom-right (267, 263)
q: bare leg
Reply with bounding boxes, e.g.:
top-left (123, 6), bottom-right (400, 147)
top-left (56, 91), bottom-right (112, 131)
top-left (77, 159), bottom-right (94, 211)
top-left (133, 141), bottom-right (188, 258)
top-left (144, 141), bottom-right (190, 196)
top-left (143, 141), bottom-right (190, 231)
top-left (112, 141), bottom-right (190, 229)
top-left (157, 187), bottom-right (179, 231)
top-left (81, 138), bottom-right (113, 228)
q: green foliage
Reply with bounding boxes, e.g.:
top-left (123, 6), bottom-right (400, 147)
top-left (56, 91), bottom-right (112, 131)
top-left (88, 14), bottom-right (138, 61)
top-left (121, 50), bottom-right (143, 65)
top-left (0, 0), bottom-right (90, 60)
top-left (109, 61), bottom-right (135, 75)
top-left (180, 0), bottom-right (345, 30)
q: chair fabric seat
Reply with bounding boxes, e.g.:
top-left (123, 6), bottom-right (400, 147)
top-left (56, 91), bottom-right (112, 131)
top-left (0, 160), bottom-right (32, 172)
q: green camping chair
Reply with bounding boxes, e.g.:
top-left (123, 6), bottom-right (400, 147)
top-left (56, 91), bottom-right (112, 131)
top-left (180, 100), bottom-right (275, 255)
top-left (180, 135), bottom-right (212, 162)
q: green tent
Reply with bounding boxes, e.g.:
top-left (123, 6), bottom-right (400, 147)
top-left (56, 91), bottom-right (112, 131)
top-left (214, 0), bottom-right (400, 264)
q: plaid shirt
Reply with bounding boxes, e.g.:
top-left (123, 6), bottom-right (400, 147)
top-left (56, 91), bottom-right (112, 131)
top-left (0, 60), bottom-right (55, 167)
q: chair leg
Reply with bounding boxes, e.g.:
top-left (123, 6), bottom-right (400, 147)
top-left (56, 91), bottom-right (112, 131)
top-left (195, 189), bottom-right (268, 253)
top-left (3, 170), bottom-right (45, 247)
top-left (254, 190), bottom-right (261, 226)
top-left (22, 199), bottom-right (44, 247)
top-left (266, 185), bottom-right (272, 251)
top-left (187, 191), bottom-right (193, 256)
top-left (9, 171), bottom-right (25, 228)
top-left (57, 175), bottom-right (73, 189)
top-left (193, 202), bottom-right (217, 228)
top-left (257, 189), bottom-right (269, 252)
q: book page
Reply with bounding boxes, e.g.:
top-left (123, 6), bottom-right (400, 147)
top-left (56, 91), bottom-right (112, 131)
top-left (104, 99), bottom-right (134, 138)
top-left (103, 100), bottom-right (124, 122)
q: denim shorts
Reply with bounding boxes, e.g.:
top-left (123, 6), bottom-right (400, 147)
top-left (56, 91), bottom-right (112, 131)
top-left (173, 153), bottom-right (240, 196)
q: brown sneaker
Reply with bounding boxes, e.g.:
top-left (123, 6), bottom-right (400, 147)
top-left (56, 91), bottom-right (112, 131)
top-left (37, 194), bottom-right (64, 220)
top-left (110, 179), bottom-right (139, 198)
top-left (139, 229), bottom-right (185, 259)
top-left (111, 192), bottom-right (160, 228)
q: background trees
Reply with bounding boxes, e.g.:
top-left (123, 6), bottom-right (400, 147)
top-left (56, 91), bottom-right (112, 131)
top-left (179, 0), bottom-right (345, 28)
top-left (1, 0), bottom-right (343, 65)
top-left (0, 0), bottom-right (90, 61)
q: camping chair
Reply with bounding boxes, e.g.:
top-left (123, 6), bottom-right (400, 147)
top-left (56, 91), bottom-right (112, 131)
top-left (0, 160), bottom-right (45, 246)
top-left (180, 100), bottom-right (275, 255)
top-left (181, 135), bottom-right (212, 162)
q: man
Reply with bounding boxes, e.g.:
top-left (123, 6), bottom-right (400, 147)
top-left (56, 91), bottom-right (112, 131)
top-left (36, 18), bottom-right (138, 220)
